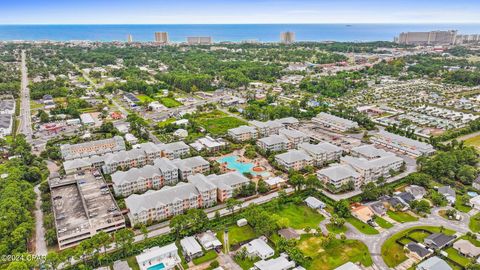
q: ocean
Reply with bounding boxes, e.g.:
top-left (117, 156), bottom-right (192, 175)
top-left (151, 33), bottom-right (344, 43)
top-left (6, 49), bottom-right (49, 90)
top-left (0, 24), bottom-right (479, 42)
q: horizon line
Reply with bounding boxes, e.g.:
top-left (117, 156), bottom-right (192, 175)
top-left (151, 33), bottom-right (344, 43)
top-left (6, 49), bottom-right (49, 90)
top-left (1, 22), bottom-right (480, 26)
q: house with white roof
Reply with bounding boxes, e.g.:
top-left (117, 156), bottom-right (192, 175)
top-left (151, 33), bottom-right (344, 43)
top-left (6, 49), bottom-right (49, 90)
top-left (196, 230), bottom-right (222, 250)
top-left (416, 256), bottom-right (452, 270)
top-left (136, 243), bottom-right (181, 270)
top-left (254, 256), bottom-right (296, 270)
top-left (180, 236), bottom-right (203, 259)
top-left (304, 196), bottom-right (325, 209)
top-left (243, 238), bottom-right (275, 260)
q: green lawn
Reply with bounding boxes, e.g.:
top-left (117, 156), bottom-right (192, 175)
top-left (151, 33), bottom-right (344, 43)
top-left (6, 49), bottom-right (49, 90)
top-left (217, 225), bottom-right (257, 249)
top-left (192, 250), bottom-right (218, 265)
top-left (346, 217), bottom-right (379, 235)
top-left (275, 204), bottom-right (325, 229)
top-left (159, 97), bottom-right (182, 108)
top-left (326, 223), bottom-right (348, 234)
top-left (445, 247), bottom-right (470, 267)
top-left (126, 256), bottom-right (140, 270)
top-left (195, 110), bottom-right (247, 135)
top-left (464, 134), bottom-right (480, 150)
top-left (455, 195), bottom-right (472, 213)
top-left (234, 257), bottom-right (259, 270)
top-left (469, 212), bottom-right (480, 232)
top-left (381, 226), bottom-right (456, 268)
top-left (374, 216), bottom-right (394, 229)
top-left (387, 210), bottom-right (418, 223)
top-left (297, 235), bottom-right (372, 270)
top-left (136, 94), bottom-right (154, 103)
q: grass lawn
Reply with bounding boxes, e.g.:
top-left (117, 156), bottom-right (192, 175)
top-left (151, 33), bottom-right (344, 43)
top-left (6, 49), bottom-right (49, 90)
top-left (159, 97), bottom-right (182, 108)
top-left (234, 257), bottom-right (259, 270)
top-left (326, 223), bottom-right (348, 234)
top-left (126, 256), bottom-right (140, 270)
top-left (195, 110), bottom-right (247, 136)
top-left (469, 212), bottom-right (480, 232)
top-left (381, 226), bottom-right (456, 268)
top-left (136, 94), bottom-right (154, 103)
top-left (374, 216), bottom-right (394, 229)
top-left (192, 250), bottom-right (218, 265)
top-left (455, 195), bottom-right (472, 213)
top-left (297, 235), bottom-right (372, 270)
top-left (275, 204), bottom-right (325, 229)
top-left (346, 217), bottom-right (379, 235)
top-left (217, 224), bottom-right (257, 250)
top-left (387, 210), bottom-right (418, 223)
top-left (464, 134), bottom-right (480, 150)
top-left (445, 247), bottom-right (470, 267)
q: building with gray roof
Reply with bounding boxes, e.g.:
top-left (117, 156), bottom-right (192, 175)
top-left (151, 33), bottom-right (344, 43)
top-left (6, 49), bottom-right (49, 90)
top-left (275, 149), bottom-right (313, 171)
top-left (60, 136), bottom-right (126, 160)
top-left (298, 142), bottom-right (343, 166)
top-left (257, 135), bottom-right (289, 152)
top-left (416, 256), bottom-right (452, 270)
top-left (371, 130), bottom-right (435, 157)
top-left (228, 125), bottom-right (258, 142)
top-left (207, 172), bottom-right (250, 202)
top-left (317, 164), bottom-right (361, 189)
top-left (173, 156), bottom-right (210, 179)
top-left (312, 112), bottom-right (359, 132)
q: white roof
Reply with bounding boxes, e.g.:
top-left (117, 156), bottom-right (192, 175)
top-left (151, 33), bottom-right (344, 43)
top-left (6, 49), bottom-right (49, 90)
top-left (254, 256), bottom-right (295, 270)
top-left (136, 243), bottom-right (178, 264)
top-left (180, 236), bottom-right (202, 255)
top-left (265, 176), bottom-right (286, 186)
top-left (334, 262), bottom-right (362, 270)
top-left (275, 149), bottom-right (312, 163)
top-left (317, 164), bottom-right (360, 181)
top-left (304, 196), bottom-right (325, 208)
top-left (80, 113), bottom-right (95, 124)
top-left (245, 238), bottom-right (274, 258)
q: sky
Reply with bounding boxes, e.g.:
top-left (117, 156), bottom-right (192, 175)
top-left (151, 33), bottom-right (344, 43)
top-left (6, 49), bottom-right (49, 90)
top-left (1, 0), bottom-right (480, 24)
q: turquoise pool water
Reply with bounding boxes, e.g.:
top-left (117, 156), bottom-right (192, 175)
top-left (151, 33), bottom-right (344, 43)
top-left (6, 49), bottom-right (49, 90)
top-left (468, 191), bottom-right (478, 197)
top-left (147, 263), bottom-right (165, 270)
top-left (217, 155), bottom-right (269, 177)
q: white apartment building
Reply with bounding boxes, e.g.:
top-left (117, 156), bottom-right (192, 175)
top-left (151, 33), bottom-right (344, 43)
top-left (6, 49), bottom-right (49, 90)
top-left (298, 142), bottom-right (343, 166)
top-left (371, 130), bottom-right (435, 157)
top-left (173, 156), bottom-right (210, 180)
top-left (278, 128), bottom-right (310, 148)
top-left (312, 112), bottom-right (359, 132)
top-left (317, 164), bottom-right (362, 189)
top-left (340, 155), bottom-right (404, 183)
top-left (257, 135), bottom-right (289, 152)
top-left (275, 149), bottom-right (314, 171)
top-left (249, 120), bottom-right (283, 137)
top-left (228, 125), bottom-right (258, 142)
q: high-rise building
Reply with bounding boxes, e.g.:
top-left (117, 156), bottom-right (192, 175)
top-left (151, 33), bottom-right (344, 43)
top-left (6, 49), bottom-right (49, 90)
top-left (395, 30), bottom-right (457, 45)
top-left (186, 36), bottom-right (212, 45)
top-left (280, 31), bottom-right (295, 44)
top-left (127, 34), bottom-right (133, 43)
top-left (154, 32), bottom-right (169, 43)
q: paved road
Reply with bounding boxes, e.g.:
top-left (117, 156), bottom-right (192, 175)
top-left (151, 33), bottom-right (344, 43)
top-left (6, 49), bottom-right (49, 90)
top-left (344, 207), bottom-right (471, 269)
top-left (18, 50), bottom-right (33, 141)
top-left (33, 184), bottom-right (48, 255)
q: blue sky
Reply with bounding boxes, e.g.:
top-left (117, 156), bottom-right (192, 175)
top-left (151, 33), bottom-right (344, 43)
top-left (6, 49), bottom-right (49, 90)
top-left (1, 0), bottom-right (479, 24)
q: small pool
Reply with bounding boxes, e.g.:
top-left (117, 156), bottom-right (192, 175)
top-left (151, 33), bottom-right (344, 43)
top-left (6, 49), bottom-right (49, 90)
top-left (147, 263), bottom-right (165, 270)
top-left (217, 155), bottom-right (269, 177)
top-left (468, 191), bottom-right (478, 197)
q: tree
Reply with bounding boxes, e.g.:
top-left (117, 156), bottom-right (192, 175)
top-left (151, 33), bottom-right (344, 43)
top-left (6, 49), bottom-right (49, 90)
top-left (457, 165), bottom-right (477, 185)
top-left (333, 199), bottom-right (351, 218)
top-left (114, 228), bottom-right (135, 257)
top-left (140, 224), bottom-right (148, 241)
top-left (170, 209), bottom-right (209, 238)
top-left (44, 252), bottom-right (61, 270)
top-left (257, 179), bottom-right (269, 194)
top-left (305, 174), bottom-right (320, 189)
top-left (226, 198), bottom-right (242, 219)
top-left (330, 214), bottom-right (346, 228)
top-left (289, 173), bottom-right (305, 191)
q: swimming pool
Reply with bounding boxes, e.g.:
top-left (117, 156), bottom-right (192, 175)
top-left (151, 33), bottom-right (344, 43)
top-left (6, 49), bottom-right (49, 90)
top-left (217, 155), bottom-right (269, 177)
top-left (468, 191), bottom-right (478, 197)
top-left (147, 263), bottom-right (165, 270)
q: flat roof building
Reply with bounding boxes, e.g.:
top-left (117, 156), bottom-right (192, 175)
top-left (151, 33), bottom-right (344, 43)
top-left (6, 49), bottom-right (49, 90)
top-left (312, 112), bottom-right (359, 132)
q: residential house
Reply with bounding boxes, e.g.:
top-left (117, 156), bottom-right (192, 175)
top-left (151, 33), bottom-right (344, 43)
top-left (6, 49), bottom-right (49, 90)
top-left (278, 228), bottom-right (300, 240)
top-left (351, 205), bottom-right (374, 223)
top-left (254, 256), bottom-right (296, 270)
top-left (243, 238), bottom-right (275, 260)
top-left (304, 196), bottom-right (325, 209)
top-left (334, 262), bottom-right (362, 270)
top-left (416, 256), bottom-right (452, 270)
top-left (136, 243), bottom-right (181, 270)
top-left (180, 236), bottom-right (203, 259)
top-left (405, 185), bottom-right (427, 200)
top-left (453, 239), bottom-right (480, 257)
top-left (424, 233), bottom-right (456, 250)
top-left (438, 186), bottom-right (456, 204)
top-left (196, 230), bottom-right (222, 251)
top-left (405, 242), bottom-right (431, 260)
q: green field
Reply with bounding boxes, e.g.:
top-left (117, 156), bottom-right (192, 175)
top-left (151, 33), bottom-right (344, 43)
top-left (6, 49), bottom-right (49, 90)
top-left (445, 247), bottom-right (470, 267)
top-left (297, 235), bottom-right (372, 270)
top-left (159, 97), bottom-right (182, 108)
top-left (275, 204), bottom-right (325, 229)
top-left (192, 250), bottom-right (218, 265)
top-left (455, 195), bottom-right (472, 213)
top-left (326, 223), bottom-right (348, 234)
top-left (346, 217), bottom-right (379, 235)
top-left (464, 135), bottom-right (480, 150)
top-left (195, 110), bottom-right (247, 135)
top-left (136, 94), bottom-right (154, 103)
top-left (387, 210), bottom-right (418, 223)
top-left (469, 212), bottom-right (480, 232)
top-left (217, 224), bottom-right (257, 249)
top-left (374, 216), bottom-right (394, 229)
top-left (381, 226), bottom-right (456, 267)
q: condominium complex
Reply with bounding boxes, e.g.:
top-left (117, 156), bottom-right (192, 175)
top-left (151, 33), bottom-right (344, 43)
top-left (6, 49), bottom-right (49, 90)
top-left (0, 96), bottom-right (15, 137)
top-left (312, 112), bottom-right (359, 132)
top-left (154, 32), bottom-right (169, 43)
top-left (187, 36), bottom-right (212, 45)
top-left (49, 171), bottom-right (125, 250)
top-left (249, 117), bottom-right (300, 137)
top-left (371, 130), bottom-right (435, 157)
top-left (172, 156), bottom-right (210, 180)
top-left (298, 142), bottom-right (343, 166)
top-left (207, 172), bottom-right (250, 202)
top-left (275, 149), bottom-right (314, 171)
top-left (60, 136), bottom-right (126, 160)
top-left (340, 155), bottom-right (403, 183)
top-left (317, 164), bottom-right (362, 189)
top-left (126, 179), bottom-right (216, 226)
top-left (257, 135), bottom-right (289, 152)
top-left (280, 31), bottom-right (295, 44)
top-left (395, 30), bottom-right (458, 45)
top-left (228, 125), bottom-right (258, 142)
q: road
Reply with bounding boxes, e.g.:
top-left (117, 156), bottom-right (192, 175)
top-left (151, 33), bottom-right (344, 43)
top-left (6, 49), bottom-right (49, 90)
top-left (33, 184), bottom-right (48, 255)
top-left (18, 50), bottom-right (33, 141)
top-left (344, 207), bottom-right (471, 269)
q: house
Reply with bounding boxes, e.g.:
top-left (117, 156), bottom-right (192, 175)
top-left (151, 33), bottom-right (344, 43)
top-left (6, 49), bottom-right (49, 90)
top-left (453, 239), bottom-right (480, 257)
top-left (334, 262), bottom-right (362, 270)
top-left (135, 243), bottom-right (181, 270)
top-left (397, 192), bottom-right (415, 205)
top-left (80, 113), bottom-right (96, 126)
top-left (304, 196), bottom-right (325, 209)
top-left (196, 230), bottom-right (222, 251)
top-left (405, 185), bottom-right (427, 200)
top-left (405, 242), bottom-right (431, 260)
top-left (386, 196), bottom-right (409, 211)
top-left (237, 218), bottom-right (248, 227)
top-left (254, 256), bottom-right (296, 270)
top-left (0, 114), bottom-right (13, 137)
top-left (112, 261), bottom-right (132, 270)
top-left (424, 233), bottom-right (456, 250)
top-left (148, 101), bottom-right (166, 111)
top-left (416, 256), bottom-right (452, 270)
top-left (438, 186), bottom-right (456, 204)
top-left (173, 128), bottom-right (188, 138)
top-left (278, 228), bottom-right (300, 240)
top-left (368, 201), bottom-right (387, 216)
top-left (474, 175), bottom-right (480, 190)
top-left (470, 195), bottom-right (480, 210)
top-left (180, 236), bottom-right (203, 259)
top-left (275, 150), bottom-right (313, 171)
top-left (351, 205), bottom-right (374, 223)
top-left (243, 238), bottom-right (275, 260)
top-left (125, 133), bottom-right (138, 144)
top-left (190, 136), bottom-right (226, 152)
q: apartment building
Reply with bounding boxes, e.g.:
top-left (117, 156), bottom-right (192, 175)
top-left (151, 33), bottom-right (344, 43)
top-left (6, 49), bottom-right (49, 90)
top-left (275, 149), bottom-right (314, 171)
top-left (187, 36), bottom-right (212, 45)
top-left (154, 32), bottom-right (169, 43)
top-left (249, 120), bottom-right (283, 137)
top-left (102, 148), bottom-right (150, 174)
top-left (350, 144), bottom-right (394, 160)
top-left (312, 112), bottom-right (359, 132)
top-left (340, 155), bottom-right (403, 183)
top-left (280, 31), bottom-right (296, 44)
top-left (317, 164), bottom-right (362, 189)
top-left (207, 172), bottom-right (250, 202)
top-left (112, 158), bottom-right (179, 197)
top-left (370, 130), bottom-right (435, 157)
top-left (125, 178), bottom-right (217, 226)
top-left (190, 136), bottom-right (227, 152)
top-left (257, 135), bottom-right (289, 152)
top-left (173, 156), bottom-right (210, 180)
top-left (160, 141), bottom-right (190, 159)
top-left (228, 125), bottom-right (258, 142)
top-left (298, 142), bottom-right (343, 166)
top-left (395, 30), bottom-right (457, 45)
top-left (278, 128), bottom-right (310, 148)
top-left (60, 136), bottom-right (126, 160)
